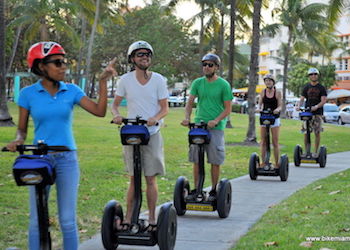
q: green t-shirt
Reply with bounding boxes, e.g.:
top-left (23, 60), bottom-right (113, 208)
top-left (190, 76), bottom-right (233, 130)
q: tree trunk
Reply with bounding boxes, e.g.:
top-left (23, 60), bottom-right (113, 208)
top-left (85, 0), bottom-right (101, 94)
top-left (0, 0), bottom-right (15, 126)
top-left (245, 0), bottom-right (262, 142)
top-left (218, 12), bottom-right (224, 76)
top-left (76, 15), bottom-right (87, 85)
top-left (226, 0), bottom-right (236, 129)
top-left (40, 18), bottom-right (49, 40)
top-left (198, 3), bottom-right (204, 73)
top-left (6, 25), bottom-right (22, 75)
top-left (281, 29), bottom-right (292, 117)
top-left (228, 0), bottom-right (236, 86)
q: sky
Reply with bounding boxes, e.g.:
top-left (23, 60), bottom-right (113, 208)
top-left (127, 0), bottom-right (278, 24)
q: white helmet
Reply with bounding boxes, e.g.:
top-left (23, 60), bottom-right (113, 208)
top-left (263, 74), bottom-right (275, 83)
top-left (308, 68), bottom-right (319, 75)
top-left (127, 41), bottom-right (154, 63)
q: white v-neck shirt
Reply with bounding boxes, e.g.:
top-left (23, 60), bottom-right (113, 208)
top-left (115, 71), bottom-right (169, 135)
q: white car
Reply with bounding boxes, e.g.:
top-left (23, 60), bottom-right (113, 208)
top-left (323, 103), bottom-right (339, 123)
top-left (168, 95), bottom-right (186, 107)
top-left (338, 105), bottom-right (350, 125)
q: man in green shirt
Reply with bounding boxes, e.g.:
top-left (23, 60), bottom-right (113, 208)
top-left (181, 53), bottom-right (233, 201)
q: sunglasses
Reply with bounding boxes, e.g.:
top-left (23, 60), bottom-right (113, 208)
top-left (202, 62), bottom-right (215, 68)
top-left (308, 73), bottom-right (318, 76)
top-left (44, 58), bottom-right (67, 67)
top-left (135, 52), bottom-right (152, 58)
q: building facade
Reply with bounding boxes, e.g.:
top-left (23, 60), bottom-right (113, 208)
top-left (258, 1), bottom-right (350, 96)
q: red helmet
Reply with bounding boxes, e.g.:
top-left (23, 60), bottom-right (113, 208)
top-left (27, 42), bottom-right (66, 69)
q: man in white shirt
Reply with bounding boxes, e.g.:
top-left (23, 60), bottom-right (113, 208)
top-left (111, 41), bottom-right (169, 231)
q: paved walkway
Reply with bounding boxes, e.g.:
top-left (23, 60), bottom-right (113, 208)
top-left (79, 151), bottom-right (350, 250)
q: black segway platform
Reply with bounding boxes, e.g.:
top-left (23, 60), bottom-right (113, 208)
top-left (294, 109), bottom-right (327, 168)
top-left (173, 122), bottom-right (232, 218)
top-left (101, 117), bottom-right (177, 250)
top-left (249, 110), bottom-right (289, 181)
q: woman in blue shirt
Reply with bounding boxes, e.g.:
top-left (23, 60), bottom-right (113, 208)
top-left (6, 41), bottom-right (116, 250)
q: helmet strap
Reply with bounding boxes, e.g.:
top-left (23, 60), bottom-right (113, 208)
top-left (42, 69), bottom-right (60, 86)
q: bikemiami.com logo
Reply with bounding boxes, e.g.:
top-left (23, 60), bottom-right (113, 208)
top-left (306, 236), bottom-right (350, 242)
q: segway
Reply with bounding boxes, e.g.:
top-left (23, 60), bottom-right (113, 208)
top-left (101, 117), bottom-right (177, 250)
top-left (2, 142), bottom-right (70, 250)
top-left (173, 122), bottom-right (232, 218)
top-left (249, 109), bottom-right (289, 181)
top-left (294, 107), bottom-right (327, 168)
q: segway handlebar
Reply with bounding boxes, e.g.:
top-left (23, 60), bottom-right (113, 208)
top-left (260, 108), bottom-right (274, 115)
top-left (110, 116), bottom-right (158, 126)
top-left (188, 121), bottom-right (208, 130)
top-left (299, 106), bottom-right (311, 112)
top-left (2, 143), bottom-right (70, 155)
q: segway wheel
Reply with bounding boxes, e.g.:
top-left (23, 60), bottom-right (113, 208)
top-left (318, 146), bottom-right (327, 168)
top-left (217, 179), bottom-right (232, 218)
top-left (173, 176), bottom-right (189, 216)
top-left (279, 154), bottom-right (289, 182)
top-left (101, 200), bottom-right (123, 250)
top-left (249, 153), bottom-right (259, 180)
top-left (293, 145), bottom-right (302, 167)
top-left (157, 203), bottom-right (177, 250)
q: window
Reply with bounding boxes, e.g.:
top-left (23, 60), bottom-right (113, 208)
top-left (276, 69), bottom-right (281, 76)
top-left (339, 60), bottom-right (343, 70)
top-left (345, 59), bottom-right (348, 70)
top-left (269, 69), bottom-right (274, 75)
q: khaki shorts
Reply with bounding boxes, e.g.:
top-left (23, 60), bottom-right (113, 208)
top-left (123, 132), bottom-right (165, 176)
top-left (302, 115), bottom-right (324, 134)
top-left (189, 129), bottom-right (225, 166)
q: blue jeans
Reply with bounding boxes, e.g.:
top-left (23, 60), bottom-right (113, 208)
top-left (28, 151), bottom-right (80, 250)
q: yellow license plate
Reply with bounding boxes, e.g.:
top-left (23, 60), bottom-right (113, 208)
top-left (301, 159), bottom-right (317, 163)
top-left (186, 203), bottom-right (214, 211)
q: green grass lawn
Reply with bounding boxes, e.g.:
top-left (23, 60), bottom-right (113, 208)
top-left (1, 102), bottom-right (350, 249)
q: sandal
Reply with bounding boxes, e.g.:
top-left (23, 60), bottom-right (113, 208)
top-left (144, 223), bottom-right (157, 232)
top-left (115, 218), bottom-right (130, 231)
top-left (119, 223), bottom-right (131, 231)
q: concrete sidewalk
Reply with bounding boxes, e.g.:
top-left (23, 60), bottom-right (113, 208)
top-left (79, 151), bottom-right (350, 250)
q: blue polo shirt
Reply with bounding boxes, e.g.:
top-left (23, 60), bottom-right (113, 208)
top-left (18, 80), bottom-right (86, 150)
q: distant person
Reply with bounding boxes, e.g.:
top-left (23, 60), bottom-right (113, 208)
top-left (286, 101), bottom-right (294, 119)
top-left (6, 41), bottom-right (115, 249)
top-left (296, 68), bottom-right (327, 156)
top-left (111, 41), bottom-right (169, 231)
top-left (256, 74), bottom-right (282, 169)
top-left (181, 53), bottom-right (232, 201)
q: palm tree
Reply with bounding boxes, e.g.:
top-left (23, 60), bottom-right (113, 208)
top-left (268, 0), bottom-right (329, 116)
top-left (227, 0), bottom-right (236, 86)
top-left (245, 0), bottom-right (263, 142)
top-left (85, 0), bottom-right (101, 96)
top-left (0, 0), bottom-right (15, 126)
top-left (10, 0), bottom-right (80, 43)
top-left (327, 0), bottom-right (349, 31)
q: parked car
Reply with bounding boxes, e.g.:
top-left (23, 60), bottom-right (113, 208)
top-left (338, 105), bottom-right (350, 125)
top-left (168, 95), bottom-right (186, 107)
top-left (323, 103), bottom-right (339, 123)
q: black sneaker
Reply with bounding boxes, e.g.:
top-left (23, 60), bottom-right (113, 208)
top-left (208, 189), bottom-right (217, 202)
